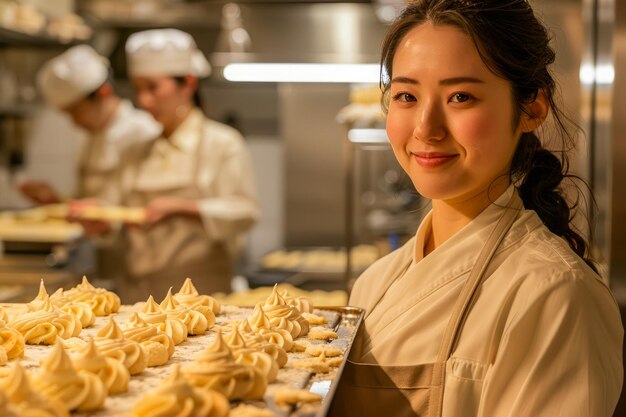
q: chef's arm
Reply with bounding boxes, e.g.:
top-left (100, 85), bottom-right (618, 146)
top-left (144, 145), bottom-right (260, 239)
top-left (196, 147), bottom-right (260, 241)
top-left (476, 271), bottom-right (623, 417)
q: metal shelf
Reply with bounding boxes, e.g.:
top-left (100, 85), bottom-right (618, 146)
top-left (0, 26), bottom-right (84, 48)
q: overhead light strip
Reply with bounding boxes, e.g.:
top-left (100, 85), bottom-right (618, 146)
top-left (223, 63), bottom-right (381, 83)
top-left (348, 128), bottom-right (389, 144)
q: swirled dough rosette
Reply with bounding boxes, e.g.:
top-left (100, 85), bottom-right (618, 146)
top-left (232, 347), bottom-right (278, 382)
top-left (32, 341), bottom-right (107, 412)
top-left (95, 317), bottom-right (146, 375)
top-left (139, 296), bottom-right (187, 345)
top-left (72, 338), bottom-right (130, 394)
top-left (160, 289), bottom-right (213, 335)
top-left (0, 319), bottom-right (24, 360)
top-left (247, 305), bottom-right (294, 352)
top-left (0, 389), bottom-right (22, 417)
top-left (261, 286), bottom-right (308, 338)
top-left (0, 363), bottom-right (69, 417)
top-left (131, 364), bottom-right (230, 417)
top-left (8, 297), bottom-right (82, 345)
top-left (123, 313), bottom-right (174, 367)
top-left (52, 289), bottom-right (95, 328)
top-left (279, 289), bottom-right (314, 314)
top-left (182, 331), bottom-right (267, 400)
top-left (0, 306), bottom-right (9, 322)
top-left (28, 281), bottom-right (95, 328)
top-left (227, 325), bottom-right (287, 369)
top-left (174, 278), bottom-right (221, 315)
top-left (63, 276), bottom-right (120, 316)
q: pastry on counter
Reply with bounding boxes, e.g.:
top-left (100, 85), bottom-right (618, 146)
top-left (139, 296), bottom-right (187, 345)
top-left (182, 331), bottom-right (267, 401)
top-left (71, 338), bottom-right (130, 394)
top-left (32, 341), bottom-right (107, 412)
top-left (261, 285), bottom-right (309, 338)
top-left (130, 364), bottom-right (229, 417)
top-left (29, 280), bottom-right (95, 328)
top-left (0, 317), bottom-right (24, 360)
top-left (94, 316), bottom-right (147, 376)
top-left (0, 363), bottom-right (69, 417)
top-left (8, 296), bottom-right (81, 345)
top-left (62, 276), bottom-right (120, 316)
top-left (122, 313), bottom-right (174, 367)
top-left (160, 289), bottom-right (212, 335)
top-left (174, 277), bottom-right (221, 315)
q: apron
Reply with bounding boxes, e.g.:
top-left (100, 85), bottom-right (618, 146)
top-left (329, 193), bottom-right (523, 417)
top-left (79, 142), bottom-right (125, 283)
top-left (122, 122), bottom-right (233, 304)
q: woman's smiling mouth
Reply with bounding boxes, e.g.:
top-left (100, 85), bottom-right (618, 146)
top-left (412, 152), bottom-right (459, 168)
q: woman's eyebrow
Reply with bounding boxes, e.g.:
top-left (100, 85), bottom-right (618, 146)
top-left (390, 76), bottom-right (486, 85)
top-left (439, 76), bottom-right (485, 85)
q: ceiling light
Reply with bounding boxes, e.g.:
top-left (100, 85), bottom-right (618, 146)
top-left (223, 63), bottom-right (381, 83)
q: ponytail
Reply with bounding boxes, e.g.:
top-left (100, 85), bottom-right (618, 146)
top-left (511, 133), bottom-right (596, 272)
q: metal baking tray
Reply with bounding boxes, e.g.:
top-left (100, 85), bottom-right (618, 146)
top-left (310, 306), bottom-right (364, 417)
top-left (264, 306), bottom-right (365, 417)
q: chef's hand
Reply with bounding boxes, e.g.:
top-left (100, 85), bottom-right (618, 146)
top-left (18, 181), bottom-right (60, 205)
top-left (144, 197), bottom-right (199, 224)
top-left (67, 199), bottom-right (112, 237)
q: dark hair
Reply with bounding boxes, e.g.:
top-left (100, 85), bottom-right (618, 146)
top-left (173, 76), bottom-right (203, 109)
top-left (381, 0), bottom-right (596, 271)
top-left (85, 71), bottom-right (115, 101)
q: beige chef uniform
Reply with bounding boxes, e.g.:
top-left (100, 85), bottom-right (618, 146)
top-left (76, 99), bottom-right (161, 203)
top-left (120, 28), bottom-right (259, 303)
top-left (330, 186), bottom-right (623, 417)
top-left (118, 109), bottom-right (259, 303)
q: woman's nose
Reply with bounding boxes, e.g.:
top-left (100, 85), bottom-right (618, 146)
top-left (413, 101), bottom-right (446, 142)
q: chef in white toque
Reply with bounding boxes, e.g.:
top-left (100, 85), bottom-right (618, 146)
top-left (117, 28), bottom-right (259, 302)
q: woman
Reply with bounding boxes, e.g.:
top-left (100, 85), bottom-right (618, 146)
top-left (330, 1), bottom-right (623, 416)
top-left (119, 29), bottom-right (259, 303)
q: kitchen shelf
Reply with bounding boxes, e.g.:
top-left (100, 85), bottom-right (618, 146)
top-left (0, 103), bottom-right (36, 117)
top-left (0, 26), bottom-right (84, 48)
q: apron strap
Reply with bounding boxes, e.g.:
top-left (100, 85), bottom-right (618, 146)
top-left (430, 192), bottom-right (523, 416)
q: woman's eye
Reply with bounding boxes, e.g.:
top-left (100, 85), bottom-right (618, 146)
top-left (450, 93), bottom-right (472, 103)
top-left (392, 92), bottom-right (416, 102)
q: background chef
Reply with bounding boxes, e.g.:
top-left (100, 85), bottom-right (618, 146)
top-left (117, 28), bottom-right (260, 303)
top-left (22, 44), bottom-right (162, 284)
top-left (23, 44), bottom-right (161, 206)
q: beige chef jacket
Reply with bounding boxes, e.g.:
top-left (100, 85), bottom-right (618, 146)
top-left (348, 186), bottom-right (623, 417)
top-left (77, 99), bottom-right (161, 202)
top-left (118, 108), bottom-right (259, 301)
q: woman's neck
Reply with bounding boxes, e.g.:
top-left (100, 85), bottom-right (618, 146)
top-left (424, 178), bottom-right (511, 257)
top-left (163, 104), bottom-right (193, 138)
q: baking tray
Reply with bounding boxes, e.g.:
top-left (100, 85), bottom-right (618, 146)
top-left (10, 302), bottom-right (364, 417)
top-left (309, 306), bottom-right (364, 417)
top-left (258, 246), bottom-right (376, 275)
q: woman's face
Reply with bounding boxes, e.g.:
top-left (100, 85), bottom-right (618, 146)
top-left (131, 75), bottom-right (191, 131)
top-left (386, 23), bottom-right (523, 205)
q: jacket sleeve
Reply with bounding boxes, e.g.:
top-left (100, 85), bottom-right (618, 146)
top-left (477, 271), bottom-right (623, 417)
top-left (196, 128), bottom-right (260, 245)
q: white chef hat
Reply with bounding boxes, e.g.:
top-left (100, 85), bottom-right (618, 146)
top-left (36, 45), bottom-right (110, 109)
top-left (125, 29), bottom-right (211, 78)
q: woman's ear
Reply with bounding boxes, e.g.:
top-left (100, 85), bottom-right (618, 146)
top-left (520, 89), bottom-right (549, 132)
top-left (183, 75), bottom-right (198, 94)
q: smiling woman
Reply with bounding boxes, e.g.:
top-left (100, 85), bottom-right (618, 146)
top-left (329, 1), bottom-right (623, 417)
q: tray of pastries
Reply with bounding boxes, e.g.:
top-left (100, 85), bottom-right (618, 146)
top-left (259, 245), bottom-right (380, 274)
top-left (0, 277), bottom-right (363, 416)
